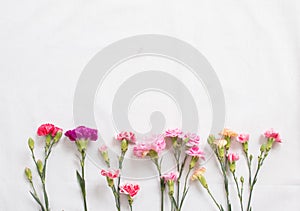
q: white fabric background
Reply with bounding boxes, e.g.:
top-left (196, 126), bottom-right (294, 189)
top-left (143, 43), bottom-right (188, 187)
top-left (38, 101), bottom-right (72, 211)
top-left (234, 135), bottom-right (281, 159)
top-left (0, 0), bottom-right (299, 210)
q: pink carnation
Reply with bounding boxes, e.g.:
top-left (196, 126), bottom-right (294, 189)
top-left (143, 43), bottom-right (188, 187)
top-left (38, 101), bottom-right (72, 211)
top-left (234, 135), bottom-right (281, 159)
top-left (119, 183), bottom-right (140, 198)
top-left (37, 123), bottom-right (62, 137)
top-left (227, 152), bottom-right (239, 163)
top-left (236, 133), bottom-right (249, 143)
top-left (116, 131), bottom-right (136, 143)
top-left (151, 135), bottom-right (166, 153)
top-left (183, 133), bottom-right (200, 146)
top-left (133, 143), bottom-right (151, 158)
top-left (98, 145), bottom-right (108, 152)
top-left (185, 146), bottom-right (205, 160)
top-left (161, 171), bottom-right (178, 183)
top-left (100, 169), bottom-right (120, 179)
top-left (264, 128), bottom-right (282, 143)
top-left (164, 128), bottom-right (183, 138)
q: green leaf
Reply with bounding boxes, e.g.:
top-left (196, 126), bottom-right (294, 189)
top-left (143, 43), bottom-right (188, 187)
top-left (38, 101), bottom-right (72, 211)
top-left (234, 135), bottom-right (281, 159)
top-left (76, 171), bottom-right (85, 193)
top-left (29, 191), bottom-right (45, 211)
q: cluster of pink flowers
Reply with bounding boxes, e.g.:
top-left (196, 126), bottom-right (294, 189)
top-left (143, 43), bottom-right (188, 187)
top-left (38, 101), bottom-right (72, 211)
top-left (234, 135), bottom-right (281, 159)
top-left (164, 128), bottom-right (183, 138)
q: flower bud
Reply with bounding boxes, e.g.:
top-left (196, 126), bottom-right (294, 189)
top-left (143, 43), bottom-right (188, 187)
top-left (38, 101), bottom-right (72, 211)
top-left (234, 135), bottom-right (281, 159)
top-left (249, 154), bottom-right (253, 162)
top-left (53, 131), bottom-right (62, 143)
top-left (28, 138), bottom-right (34, 151)
top-left (167, 181), bottom-right (175, 195)
top-left (25, 167), bottom-right (32, 181)
top-left (45, 135), bottom-right (51, 148)
top-left (121, 139), bottom-right (128, 153)
top-left (199, 175), bottom-right (208, 189)
top-left (229, 162), bottom-right (236, 173)
top-left (260, 144), bottom-right (266, 152)
top-left (240, 176), bottom-right (244, 184)
top-left (37, 159), bottom-right (43, 175)
top-left (242, 142), bottom-right (248, 153)
top-left (189, 157), bottom-right (199, 169)
top-left (207, 135), bottom-right (215, 145)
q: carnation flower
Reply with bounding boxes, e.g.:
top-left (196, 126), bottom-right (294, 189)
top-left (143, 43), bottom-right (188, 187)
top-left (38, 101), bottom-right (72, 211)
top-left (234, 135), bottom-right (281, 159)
top-left (236, 133), bottom-right (250, 143)
top-left (161, 171), bottom-right (178, 183)
top-left (37, 123), bottom-right (62, 137)
top-left (164, 128), bottom-right (183, 138)
top-left (65, 126), bottom-right (98, 141)
top-left (220, 128), bottom-right (238, 138)
top-left (133, 143), bottom-right (151, 158)
top-left (185, 146), bottom-right (205, 160)
top-left (214, 139), bottom-right (227, 148)
top-left (116, 131), bottom-right (136, 144)
top-left (183, 133), bottom-right (200, 147)
top-left (264, 128), bottom-right (282, 143)
top-left (100, 169), bottom-right (120, 179)
top-left (119, 183), bottom-right (140, 198)
top-left (227, 152), bottom-right (239, 163)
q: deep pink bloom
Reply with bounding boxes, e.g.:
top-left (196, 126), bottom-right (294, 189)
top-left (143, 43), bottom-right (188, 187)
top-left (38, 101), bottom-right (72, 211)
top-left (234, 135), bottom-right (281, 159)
top-left (100, 169), bottom-right (120, 179)
top-left (227, 152), bottom-right (239, 163)
top-left (185, 146), bottom-right (205, 160)
top-left (237, 133), bottom-right (250, 143)
top-left (161, 171), bottom-right (178, 183)
top-left (164, 128), bottom-right (183, 138)
top-left (116, 131), bottom-right (136, 143)
top-left (133, 143), bottom-right (151, 158)
top-left (183, 133), bottom-right (200, 147)
top-left (119, 183), bottom-right (140, 198)
top-left (264, 128), bottom-right (282, 143)
top-left (65, 126), bottom-right (98, 141)
top-left (37, 123), bottom-right (62, 137)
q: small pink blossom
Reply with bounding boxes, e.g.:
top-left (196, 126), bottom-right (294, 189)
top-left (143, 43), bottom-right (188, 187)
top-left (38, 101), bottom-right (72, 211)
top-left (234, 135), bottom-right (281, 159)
top-left (264, 128), bottom-right (282, 143)
top-left (151, 135), bottom-right (166, 153)
top-left (164, 128), bottom-right (183, 138)
top-left (236, 133), bottom-right (250, 143)
top-left (100, 169), bottom-right (120, 179)
top-left (227, 153), bottom-right (239, 163)
top-left (161, 171), bottom-right (178, 183)
top-left (183, 133), bottom-right (200, 146)
top-left (119, 183), bottom-right (140, 198)
top-left (116, 131), bottom-right (136, 143)
top-left (185, 146), bottom-right (205, 160)
top-left (98, 145), bottom-right (108, 152)
top-left (133, 143), bottom-right (151, 158)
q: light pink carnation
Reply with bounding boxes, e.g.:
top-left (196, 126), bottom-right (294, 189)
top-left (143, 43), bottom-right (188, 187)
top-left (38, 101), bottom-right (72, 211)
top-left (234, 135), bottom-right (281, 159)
top-left (151, 135), bottom-right (166, 153)
top-left (161, 171), bottom-right (178, 183)
top-left (236, 133), bottom-right (249, 143)
top-left (185, 146), bottom-right (205, 160)
top-left (98, 145), bottom-right (108, 152)
top-left (119, 183), bottom-right (140, 198)
top-left (116, 131), bottom-right (136, 143)
top-left (133, 143), bottom-right (151, 158)
top-left (100, 169), bottom-right (120, 179)
top-left (227, 153), bottom-right (239, 163)
top-left (264, 128), bottom-right (282, 143)
top-left (164, 128), bottom-right (183, 138)
top-left (183, 133), bottom-right (200, 147)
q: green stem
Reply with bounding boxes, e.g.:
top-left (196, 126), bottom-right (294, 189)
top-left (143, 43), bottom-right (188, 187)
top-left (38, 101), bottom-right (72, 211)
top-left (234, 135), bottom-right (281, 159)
top-left (206, 188), bottom-right (224, 211)
top-left (177, 155), bottom-right (187, 207)
top-left (117, 150), bottom-right (126, 210)
top-left (153, 158), bottom-right (164, 211)
top-left (81, 151), bottom-right (88, 211)
top-left (246, 151), bottom-right (268, 211)
top-left (245, 151), bottom-right (252, 185)
top-left (216, 155), bottom-right (231, 211)
top-left (232, 172), bottom-right (244, 211)
top-left (110, 185), bottom-right (120, 211)
top-left (29, 181), bottom-right (46, 211)
top-left (179, 167), bottom-right (192, 210)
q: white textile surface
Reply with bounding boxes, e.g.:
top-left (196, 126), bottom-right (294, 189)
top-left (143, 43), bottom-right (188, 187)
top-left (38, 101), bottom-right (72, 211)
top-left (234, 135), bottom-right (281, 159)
top-left (0, 0), bottom-right (299, 210)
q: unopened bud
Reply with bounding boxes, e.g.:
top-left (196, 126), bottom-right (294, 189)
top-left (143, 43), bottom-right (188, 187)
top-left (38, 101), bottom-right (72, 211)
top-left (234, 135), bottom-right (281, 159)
top-left (28, 138), bottom-right (34, 151)
top-left (53, 131), bottom-right (62, 143)
top-left (240, 176), bottom-right (244, 183)
top-left (37, 159), bottom-right (43, 175)
top-left (260, 144), bottom-right (266, 152)
top-left (25, 167), bottom-right (32, 181)
top-left (199, 175), bottom-right (208, 189)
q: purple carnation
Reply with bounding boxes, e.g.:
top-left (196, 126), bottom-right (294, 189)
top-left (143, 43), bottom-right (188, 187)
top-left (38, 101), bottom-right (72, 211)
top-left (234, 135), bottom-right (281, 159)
top-left (65, 126), bottom-right (98, 141)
